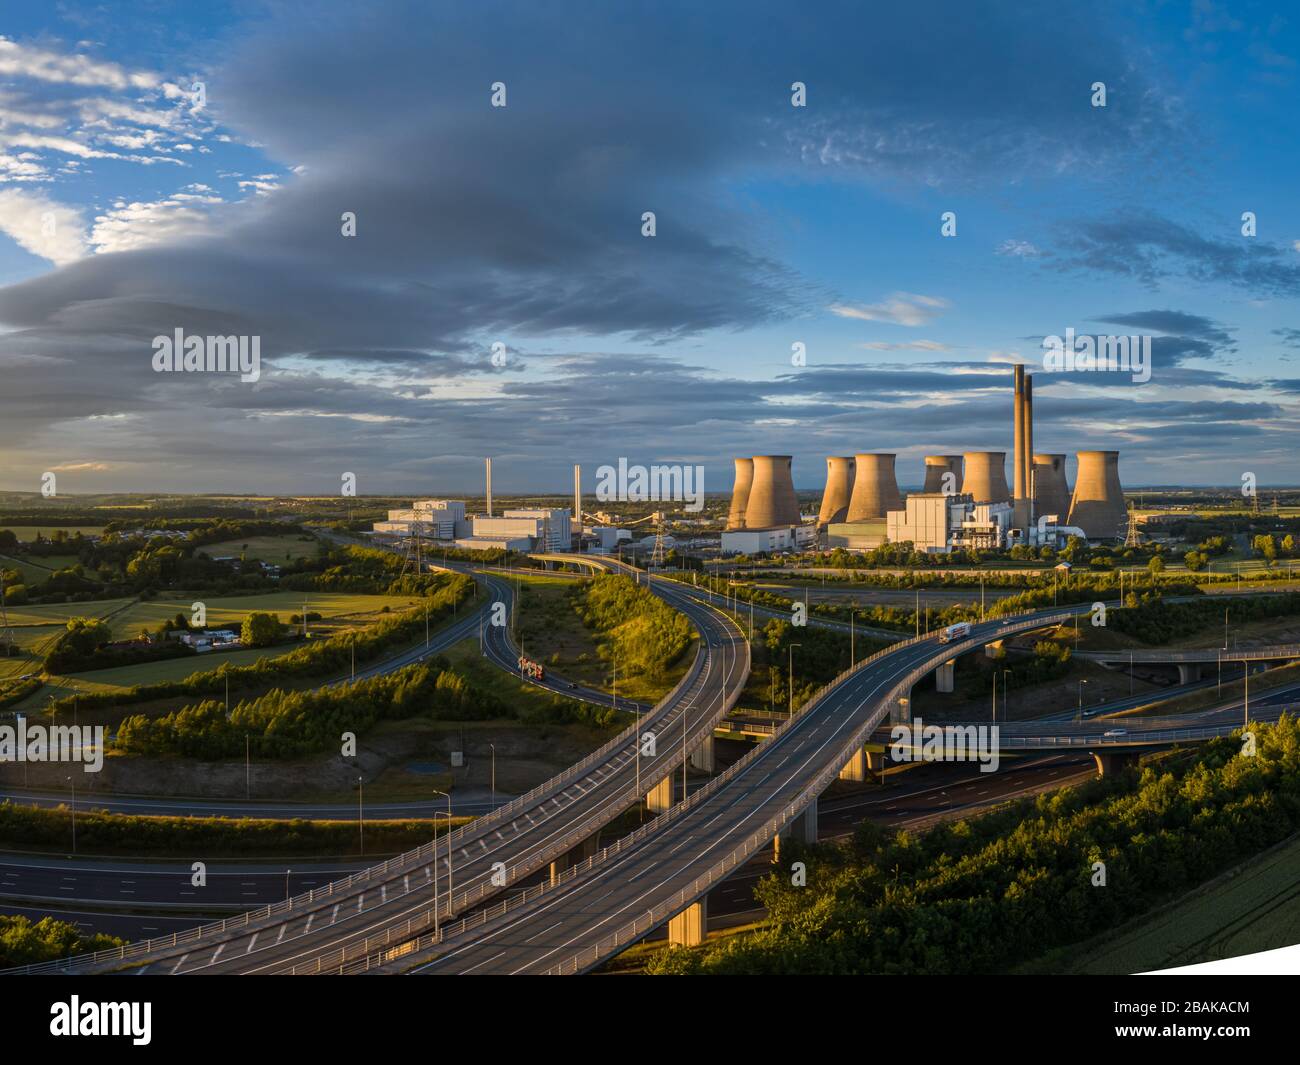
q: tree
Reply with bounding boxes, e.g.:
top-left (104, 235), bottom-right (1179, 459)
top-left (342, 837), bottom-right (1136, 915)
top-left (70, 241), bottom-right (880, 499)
top-left (1147, 555), bottom-right (1165, 574)
top-left (241, 611), bottom-right (283, 648)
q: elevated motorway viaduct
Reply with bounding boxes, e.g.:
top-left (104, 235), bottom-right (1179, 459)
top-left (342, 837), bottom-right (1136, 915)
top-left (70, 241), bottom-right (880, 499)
top-left (382, 601), bottom-right (1283, 975)
top-left (8, 556), bottom-right (749, 974)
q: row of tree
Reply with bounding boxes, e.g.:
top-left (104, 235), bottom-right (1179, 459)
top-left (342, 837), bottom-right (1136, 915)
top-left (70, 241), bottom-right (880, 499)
top-left (650, 716), bottom-right (1300, 974)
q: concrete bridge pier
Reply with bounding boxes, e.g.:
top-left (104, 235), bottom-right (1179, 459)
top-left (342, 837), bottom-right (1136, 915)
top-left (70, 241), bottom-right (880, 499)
top-left (689, 735), bottom-right (716, 774)
top-left (549, 833), bottom-right (600, 884)
top-left (1177, 663), bottom-right (1202, 684)
top-left (890, 687), bottom-right (913, 725)
top-left (984, 640), bottom-right (1004, 659)
top-left (773, 798), bottom-right (818, 863)
top-left (645, 774), bottom-right (673, 814)
top-left (1091, 750), bottom-right (1139, 777)
top-left (838, 747), bottom-right (867, 782)
top-left (667, 898), bottom-right (708, 947)
top-left (935, 660), bottom-right (955, 693)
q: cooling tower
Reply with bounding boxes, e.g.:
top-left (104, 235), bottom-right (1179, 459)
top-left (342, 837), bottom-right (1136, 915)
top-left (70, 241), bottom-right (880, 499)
top-left (922, 455), bottom-right (964, 495)
top-left (818, 456), bottom-right (855, 525)
top-left (961, 451), bottom-right (1011, 505)
top-left (726, 458), bottom-right (754, 530)
top-left (845, 453), bottom-right (903, 522)
top-left (1067, 451), bottom-right (1126, 540)
top-left (1032, 453), bottom-right (1071, 523)
top-left (746, 455), bottom-right (800, 528)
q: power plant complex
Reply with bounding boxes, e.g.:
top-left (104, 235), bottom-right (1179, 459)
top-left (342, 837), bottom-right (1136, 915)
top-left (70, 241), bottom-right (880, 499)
top-left (723, 366), bottom-right (1127, 554)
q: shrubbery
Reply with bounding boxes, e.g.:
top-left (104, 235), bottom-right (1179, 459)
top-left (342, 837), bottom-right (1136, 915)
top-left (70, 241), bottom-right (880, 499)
top-left (650, 716), bottom-right (1300, 974)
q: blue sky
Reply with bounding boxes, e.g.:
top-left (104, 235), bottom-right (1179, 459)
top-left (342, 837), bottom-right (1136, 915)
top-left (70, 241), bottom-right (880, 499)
top-left (0, 1), bottom-right (1297, 495)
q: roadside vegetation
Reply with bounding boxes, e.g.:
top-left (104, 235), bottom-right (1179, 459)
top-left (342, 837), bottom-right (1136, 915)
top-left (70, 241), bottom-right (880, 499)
top-left (648, 716), bottom-right (1300, 974)
top-left (0, 800), bottom-right (468, 858)
top-left (0, 914), bottom-right (122, 968)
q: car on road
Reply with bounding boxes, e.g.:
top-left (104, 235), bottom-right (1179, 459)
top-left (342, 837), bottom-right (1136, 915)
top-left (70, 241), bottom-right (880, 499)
top-left (1102, 729), bottom-right (1127, 737)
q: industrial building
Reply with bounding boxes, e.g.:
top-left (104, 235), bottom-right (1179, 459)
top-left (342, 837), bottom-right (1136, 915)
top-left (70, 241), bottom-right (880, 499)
top-left (721, 524), bottom-right (816, 555)
top-left (460, 508), bottom-right (572, 552)
top-left (373, 499), bottom-right (470, 539)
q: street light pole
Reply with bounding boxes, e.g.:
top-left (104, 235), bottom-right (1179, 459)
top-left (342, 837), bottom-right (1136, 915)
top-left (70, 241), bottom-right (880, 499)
top-left (357, 776), bottom-right (364, 856)
top-left (67, 774), bottom-right (76, 854)
top-left (788, 643), bottom-right (801, 717)
top-left (489, 743), bottom-right (496, 807)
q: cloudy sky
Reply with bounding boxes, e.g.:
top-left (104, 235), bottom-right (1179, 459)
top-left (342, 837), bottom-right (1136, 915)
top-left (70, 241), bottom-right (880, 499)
top-left (0, 0), bottom-right (1298, 496)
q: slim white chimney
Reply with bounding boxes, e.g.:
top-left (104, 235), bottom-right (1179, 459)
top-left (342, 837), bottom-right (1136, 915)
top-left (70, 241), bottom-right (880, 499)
top-left (573, 464), bottom-right (581, 542)
top-left (485, 457), bottom-right (493, 517)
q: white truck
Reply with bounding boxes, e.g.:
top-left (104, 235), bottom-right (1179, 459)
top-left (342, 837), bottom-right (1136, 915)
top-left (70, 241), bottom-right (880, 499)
top-left (939, 621), bottom-right (971, 644)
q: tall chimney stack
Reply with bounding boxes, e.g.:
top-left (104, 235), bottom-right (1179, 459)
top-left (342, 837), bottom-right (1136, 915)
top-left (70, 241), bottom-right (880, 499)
top-left (1023, 373), bottom-right (1034, 525)
top-left (573, 464), bottom-right (581, 546)
top-left (485, 457), bottom-right (493, 517)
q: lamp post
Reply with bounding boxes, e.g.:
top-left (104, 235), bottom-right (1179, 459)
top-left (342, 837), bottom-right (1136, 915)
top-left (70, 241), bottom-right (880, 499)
top-left (285, 868), bottom-right (292, 901)
top-left (67, 774), bottom-right (76, 854)
top-left (432, 788), bottom-right (453, 919)
top-left (1076, 678), bottom-right (1088, 724)
top-left (999, 668), bottom-right (1011, 723)
top-left (357, 775), bottom-right (364, 856)
top-left (788, 643), bottom-right (801, 717)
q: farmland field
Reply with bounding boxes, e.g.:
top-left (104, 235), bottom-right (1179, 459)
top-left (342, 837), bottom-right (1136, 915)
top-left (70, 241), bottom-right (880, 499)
top-left (194, 533), bottom-right (320, 563)
top-left (0, 590), bottom-right (428, 687)
top-left (1036, 833), bottom-right (1300, 974)
top-left (0, 554), bottom-right (83, 585)
top-left (0, 525), bottom-right (103, 541)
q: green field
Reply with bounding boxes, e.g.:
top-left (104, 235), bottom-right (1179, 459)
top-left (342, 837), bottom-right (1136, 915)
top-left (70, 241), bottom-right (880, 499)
top-left (0, 554), bottom-right (83, 585)
top-left (195, 533), bottom-right (320, 563)
top-left (1032, 833), bottom-right (1300, 974)
top-left (0, 526), bottom-right (103, 541)
top-left (0, 591), bottom-right (426, 690)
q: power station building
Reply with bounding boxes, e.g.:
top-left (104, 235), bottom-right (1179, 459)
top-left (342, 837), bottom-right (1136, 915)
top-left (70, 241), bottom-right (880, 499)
top-left (461, 508), bottom-right (572, 552)
top-left (373, 499), bottom-right (470, 539)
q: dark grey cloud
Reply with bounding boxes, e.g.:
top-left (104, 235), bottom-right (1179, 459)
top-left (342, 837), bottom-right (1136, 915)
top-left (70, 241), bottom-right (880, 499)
top-left (0, 0), bottom-right (1285, 493)
top-left (1050, 213), bottom-right (1300, 295)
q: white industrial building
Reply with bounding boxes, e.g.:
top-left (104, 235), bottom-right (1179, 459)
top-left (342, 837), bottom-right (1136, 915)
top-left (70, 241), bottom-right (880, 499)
top-left (456, 508), bottom-right (572, 553)
top-left (721, 523), bottom-right (816, 555)
top-left (883, 492), bottom-right (1014, 553)
top-left (373, 499), bottom-right (470, 540)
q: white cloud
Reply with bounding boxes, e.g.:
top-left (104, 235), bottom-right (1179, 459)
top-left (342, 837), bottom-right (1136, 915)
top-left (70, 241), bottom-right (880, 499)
top-left (89, 190), bottom-right (222, 254)
top-left (0, 36), bottom-right (161, 91)
top-left (0, 188), bottom-right (87, 264)
top-left (996, 238), bottom-right (1041, 257)
top-left (859, 340), bottom-right (951, 351)
top-left (830, 292), bottom-right (950, 326)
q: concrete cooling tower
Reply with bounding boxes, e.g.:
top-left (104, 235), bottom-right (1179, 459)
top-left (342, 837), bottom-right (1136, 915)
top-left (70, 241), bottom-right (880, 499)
top-left (961, 451), bottom-right (1010, 505)
top-left (845, 453), bottom-right (903, 522)
top-left (746, 455), bottom-right (800, 528)
top-left (727, 458), bottom-right (753, 530)
top-left (1032, 454), bottom-right (1071, 523)
top-left (818, 456), bottom-right (855, 526)
top-left (922, 455), bottom-right (963, 495)
top-left (1067, 450), bottom-right (1126, 540)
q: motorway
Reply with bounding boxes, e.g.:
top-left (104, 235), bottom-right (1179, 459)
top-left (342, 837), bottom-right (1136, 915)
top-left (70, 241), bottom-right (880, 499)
top-left (10, 549), bottom-right (1299, 974)
top-left (397, 601), bottom-right (1275, 974)
top-left (19, 562), bottom-right (749, 974)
